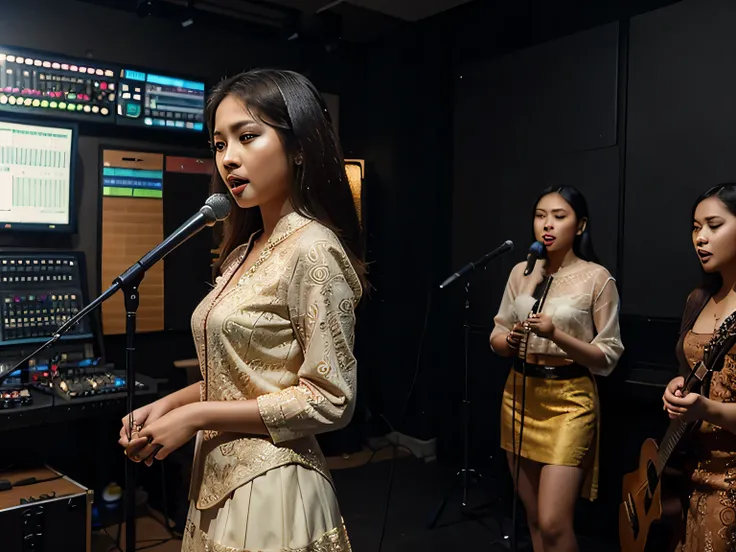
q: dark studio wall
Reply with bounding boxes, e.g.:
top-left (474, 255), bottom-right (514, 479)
top-left (624, 0), bottom-right (736, 318)
top-left (447, 0), bottom-right (736, 543)
top-left (334, 0), bottom-right (687, 451)
top-left (0, 0), bottom-right (294, 83)
top-left (338, 19), bottom-right (455, 440)
top-left (452, 22), bottom-right (621, 323)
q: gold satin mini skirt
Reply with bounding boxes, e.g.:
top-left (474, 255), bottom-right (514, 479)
top-left (500, 367), bottom-right (600, 500)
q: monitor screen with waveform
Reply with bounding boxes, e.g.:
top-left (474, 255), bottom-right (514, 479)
top-left (0, 117), bottom-right (77, 232)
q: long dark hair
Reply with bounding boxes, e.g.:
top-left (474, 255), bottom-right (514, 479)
top-left (692, 183), bottom-right (736, 294)
top-left (533, 185), bottom-right (599, 263)
top-left (205, 69), bottom-right (366, 288)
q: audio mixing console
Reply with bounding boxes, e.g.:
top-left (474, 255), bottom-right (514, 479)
top-left (0, 47), bottom-right (116, 121)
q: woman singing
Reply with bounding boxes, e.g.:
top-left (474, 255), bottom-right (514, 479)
top-left (118, 69), bottom-right (365, 551)
top-left (490, 186), bottom-right (624, 552)
top-left (663, 183), bottom-right (736, 552)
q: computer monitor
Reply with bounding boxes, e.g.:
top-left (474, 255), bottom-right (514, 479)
top-left (116, 68), bottom-right (205, 132)
top-left (0, 116), bottom-right (77, 232)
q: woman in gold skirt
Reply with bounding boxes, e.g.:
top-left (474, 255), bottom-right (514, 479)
top-left (664, 183), bottom-right (736, 552)
top-left (490, 186), bottom-right (624, 552)
top-left (118, 69), bottom-right (365, 552)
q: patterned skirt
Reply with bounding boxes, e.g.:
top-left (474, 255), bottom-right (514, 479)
top-left (675, 436), bottom-right (736, 552)
top-left (181, 464), bottom-right (351, 552)
top-left (500, 368), bottom-right (600, 500)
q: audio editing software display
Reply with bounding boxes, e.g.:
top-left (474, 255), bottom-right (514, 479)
top-left (0, 46), bottom-right (116, 122)
top-left (102, 165), bottom-right (163, 198)
top-left (117, 69), bottom-right (205, 131)
top-left (0, 118), bottom-right (75, 231)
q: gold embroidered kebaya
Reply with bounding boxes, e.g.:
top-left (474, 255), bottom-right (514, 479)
top-left (184, 211), bottom-right (361, 550)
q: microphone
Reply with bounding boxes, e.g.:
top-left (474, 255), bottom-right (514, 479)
top-left (523, 241), bottom-right (545, 276)
top-left (0, 194), bottom-right (232, 384)
top-left (440, 240), bottom-right (514, 290)
top-left (115, 193), bottom-right (232, 289)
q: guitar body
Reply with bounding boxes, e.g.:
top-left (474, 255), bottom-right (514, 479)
top-left (619, 315), bottom-right (736, 551)
top-left (620, 438), bottom-right (663, 552)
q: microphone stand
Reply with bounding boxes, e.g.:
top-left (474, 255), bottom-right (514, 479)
top-left (429, 279), bottom-right (494, 530)
top-left (0, 267), bottom-right (172, 552)
top-left (0, 198), bottom-right (229, 552)
top-left (429, 249), bottom-right (512, 547)
top-left (121, 274), bottom-right (143, 552)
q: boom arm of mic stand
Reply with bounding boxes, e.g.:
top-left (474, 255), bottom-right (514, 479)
top-left (2, 253), bottom-right (163, 381)
top-left (439, 242), bottom-right (513, 290)
top-left (0, 275), bottom-right (142, 552)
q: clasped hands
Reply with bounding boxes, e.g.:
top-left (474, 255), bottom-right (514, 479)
top-left (506, 313), bottom-right (556, 349)
top-left (119, 400), bottom-right (199, 466)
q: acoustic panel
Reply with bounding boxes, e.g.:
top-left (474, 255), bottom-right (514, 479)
top-left (623, 0), bottom-right (736, 317)
top-left (454, 22), bottom-right (619, 164)
top-left (100, 150), bottom-right (164, 335)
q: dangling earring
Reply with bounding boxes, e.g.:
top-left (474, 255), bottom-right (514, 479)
top-left (295, 153), bottom-right (304, 166)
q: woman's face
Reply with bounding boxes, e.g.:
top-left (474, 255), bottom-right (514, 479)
top-left (212, 95), bottom-right (292, 210)
top-left (692, 195), bottom-right (736, 273)
top-left (534, 192), bottom-right (584, 255)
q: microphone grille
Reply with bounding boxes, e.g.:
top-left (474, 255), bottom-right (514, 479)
top-left (530, 241), bottom-right (545, 255)
top-left (205, 193), bottom-right (232, 221)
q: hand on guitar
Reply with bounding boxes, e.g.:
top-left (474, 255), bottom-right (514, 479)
top-left (663, 376), bottom-right (707, 422)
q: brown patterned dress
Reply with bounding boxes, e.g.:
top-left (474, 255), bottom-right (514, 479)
top-left (676, 330), bottom-right (736, 552)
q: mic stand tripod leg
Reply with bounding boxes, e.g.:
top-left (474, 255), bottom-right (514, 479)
top-left (429, 282), bottom-right (499, 536)
top-left (428, 331), bottom-right (483, 527)
top-left (122, 277), bottom-right (142, 552)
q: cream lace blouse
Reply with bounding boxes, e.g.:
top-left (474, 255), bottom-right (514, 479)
top-left (490, 259), bottom-right (624, 376)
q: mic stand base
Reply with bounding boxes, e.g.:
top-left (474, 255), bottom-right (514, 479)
top-left (122, 277), bottom-right (142, 552)
top-left (427, 282), bottom-right (509, 549)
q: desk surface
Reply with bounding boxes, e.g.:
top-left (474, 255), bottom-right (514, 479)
top-left (0, 466), bottom-right (88, 512)
top-left (0, 372), bottom-right (158, 431)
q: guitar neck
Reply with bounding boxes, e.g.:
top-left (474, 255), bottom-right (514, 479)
top-left (655, 419), bottom-right (689, 473)
top-left (655, 374), bottom-right (702, 473)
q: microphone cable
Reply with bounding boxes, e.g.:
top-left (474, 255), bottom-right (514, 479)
top-left (510, 275), bottom-right (553, 552)
top-left (376, 283), bottom-right (434, 552)
top-left (510, 321), bottom-right (529, 552)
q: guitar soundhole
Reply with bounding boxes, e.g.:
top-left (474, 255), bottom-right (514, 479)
top-left (646, 460), bottom-right (659, 498)
top-left (626, 495), bottom-right (639, 538)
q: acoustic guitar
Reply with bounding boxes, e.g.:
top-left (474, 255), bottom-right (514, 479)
top-left (619, 312), bottom-right (736, 552)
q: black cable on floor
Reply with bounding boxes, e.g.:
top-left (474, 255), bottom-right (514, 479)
top-left (376, 286), bottom-right (434, 552)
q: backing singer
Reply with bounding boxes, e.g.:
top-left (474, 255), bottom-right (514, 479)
top-left (119, 69), bottom-right (365, 551)
top-left (663, 183), bottom-right (736, 552)
top-left (490, 185), bottom-right (624, 552)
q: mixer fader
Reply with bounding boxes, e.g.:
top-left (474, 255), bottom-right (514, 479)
top-left (0, 253), bottom-right (92, 345)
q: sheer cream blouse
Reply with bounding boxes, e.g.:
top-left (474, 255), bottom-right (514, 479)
top-left (490, 259), bottom-right (623, 376)
top-left (187, 211), bottom-right (362, 510)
